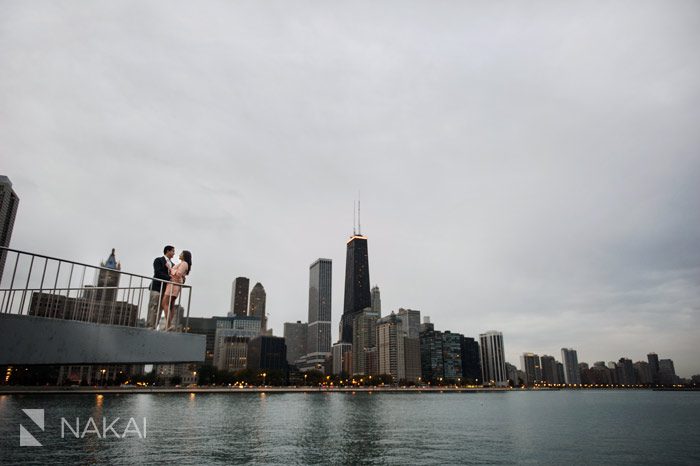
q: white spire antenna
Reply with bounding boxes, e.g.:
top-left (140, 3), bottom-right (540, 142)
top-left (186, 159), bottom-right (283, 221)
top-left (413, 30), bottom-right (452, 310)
top-left (353, 200), bottom-right (356, 235)
top-left (358, 191), bottom-right (361, 235)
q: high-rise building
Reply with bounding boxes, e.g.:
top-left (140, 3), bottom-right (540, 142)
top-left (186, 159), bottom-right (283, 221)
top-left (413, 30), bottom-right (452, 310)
top-left (505, 362), bottom-right (519, 386)
top-left (647, 353), bottom-right (660, 384)
top-left (634, 361), bottom-right (652, 385)
top-left (442, 331), bottom-right (463, 380)
top-left (403, 337), bottom-right (422, 383)
top-left (659, 359), bottom-right (678, 385)
top-left (397, 308), bottom-right (420, 339)
top-left (332, 341), bottom-right (353, 376)
top-left (579, 362), bottom-right (592, 385)
top-left (307, 259), bottom-right (332, 360)
top-left (520, 353), bottom-right (542, 386)
top-left (212, 315), bottom-right (262, 371)
top-left (340, 232), bottom-right (371, 343)
top-left (460, 336), bottom-right (481, 384)
top-left (217, 336), bottom-right (250, 372)
top-left (590, 362), bottom-right (613, 385)
top-left (94, 248), bottom-right (121, 303)
top-left (352, 307), bottom-right (380, 376)
top-left (480, 331), bottom-right (507, 387)
top-left (419, 319), bottom-right (444, 383)
top-left (617, 358), bottom-right (636, 385)
top-left (0, 176), bottom-right (19, 282)
top-left (540, 355), bottom-right (558, 384)
top-left (607, 361), bottom-right (619, 384)
top-left (556, 362), bottom-right (565, 385)
top-left (397, 309), bottom-right (422, 383)
top-left (248, 282), bottom-right (267, 331)
top-left (561, 348), bottom-right (581, 385)
top-left (377, 312), bottom-right (405, 382)
top-left (230, 277), bottom-right (250, 317)
top-left (283, 321), bottom-right (308, 365)
top-left (371, 285), bottom-right (381, 314)
top-left (247, 336), bottom-right (287, 374)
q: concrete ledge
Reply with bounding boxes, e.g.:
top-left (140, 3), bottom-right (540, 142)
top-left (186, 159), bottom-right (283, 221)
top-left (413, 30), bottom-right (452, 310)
top-left (0, 313), bottom-right (205, 365)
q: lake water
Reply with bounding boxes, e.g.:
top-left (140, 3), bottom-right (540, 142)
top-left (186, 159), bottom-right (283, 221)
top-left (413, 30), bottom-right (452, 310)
top-left (1, 390), bottom-right (699, 465)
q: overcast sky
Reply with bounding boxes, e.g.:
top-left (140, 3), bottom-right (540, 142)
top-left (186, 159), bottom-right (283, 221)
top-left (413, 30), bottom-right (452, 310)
top-left (2, 1), bottom-right (699, 376)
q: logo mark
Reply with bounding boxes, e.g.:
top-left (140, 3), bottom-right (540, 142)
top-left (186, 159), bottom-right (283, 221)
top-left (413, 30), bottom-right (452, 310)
top-left (20, 409), bottom-right (44, 447)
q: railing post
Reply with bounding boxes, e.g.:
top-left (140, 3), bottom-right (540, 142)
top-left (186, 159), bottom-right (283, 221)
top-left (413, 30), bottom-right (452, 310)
top-left (48, 261), bottom-right (61, 319)
top-left (137, 277), bottom-right (145, 326)
top-left (65, 263), bottom-right (75, 319)
top-left (186, 287), bottom-right (192, 332)
top-left (74, 265), bottom-right (86, 321)
top-left (18, 255), bottom-right (34, 315)
top-left (2, 251), bottom-right (19, 313)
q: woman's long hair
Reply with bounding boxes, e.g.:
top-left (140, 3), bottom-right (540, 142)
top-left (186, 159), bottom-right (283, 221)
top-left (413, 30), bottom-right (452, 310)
top-left (182, 250), bottom-right (192, 275)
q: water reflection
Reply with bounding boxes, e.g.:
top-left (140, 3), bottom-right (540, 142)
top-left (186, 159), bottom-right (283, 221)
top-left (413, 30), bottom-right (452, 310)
top-left (0, 391), bottom-right (698, 465)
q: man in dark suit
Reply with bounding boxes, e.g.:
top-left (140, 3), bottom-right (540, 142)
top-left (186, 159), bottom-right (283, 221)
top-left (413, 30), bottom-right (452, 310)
top-left (147, 245), bottom-right (175, 329)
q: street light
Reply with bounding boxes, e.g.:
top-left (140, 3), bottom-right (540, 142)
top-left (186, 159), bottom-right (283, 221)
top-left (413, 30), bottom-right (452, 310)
top-left (262, 373), bottom-right (267, 386)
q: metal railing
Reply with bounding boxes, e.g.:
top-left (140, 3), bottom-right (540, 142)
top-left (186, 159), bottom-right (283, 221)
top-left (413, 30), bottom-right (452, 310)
top-left (0, 247), bottom-right (191, 331)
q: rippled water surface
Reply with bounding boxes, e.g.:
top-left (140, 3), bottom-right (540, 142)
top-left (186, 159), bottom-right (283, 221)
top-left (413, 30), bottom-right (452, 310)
top-left (1, 390), bottom-right (699, 465)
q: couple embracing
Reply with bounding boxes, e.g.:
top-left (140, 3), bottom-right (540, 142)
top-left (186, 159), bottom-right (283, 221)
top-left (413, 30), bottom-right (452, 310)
top-left (148, 245), bottom-right (193, 331)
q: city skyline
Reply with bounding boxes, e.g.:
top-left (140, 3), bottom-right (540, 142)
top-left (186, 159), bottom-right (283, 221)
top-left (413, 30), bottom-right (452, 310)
top-left (2, 1), bottom-right (699, 377)
top-left (0, 185), bottom-right (695, 377)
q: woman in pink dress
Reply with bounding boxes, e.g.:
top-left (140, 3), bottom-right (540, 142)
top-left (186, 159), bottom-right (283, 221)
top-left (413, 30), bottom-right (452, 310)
top-left (161, 250), bottom-right (192, 331)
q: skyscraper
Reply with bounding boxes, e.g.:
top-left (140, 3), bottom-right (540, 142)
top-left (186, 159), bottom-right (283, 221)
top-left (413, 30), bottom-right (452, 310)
top-left (505, 362), bottom-right (519, 386)
top-left (0, 176), bottom-right (19, 282)
top-left (659, 359), bottom-right (678, 385)
top-left (617, 358), bottom-right (636, 385)
top-left (480, 331), bottom-right (507, 387)
top-left (248, 282), bottom-right (267, 331)
top-left (371, 285), bottom-right (381, 314)
top-left (460, 336), bottom-right (481, 384)
top-left (634, 361), bottom-right (652, 384)
top-left (556, 362), bottom-right (565, 385)
top-left (520, 353), bottom-right (542, 386)
top-left (419, 319), bottom-right (444, 383)
top-left (283, 321), bottom-right (308, 365)
top-left (352, 307), bottom-right (380, 376)
top-left (307, 258), bottom-right (332, 359)
top-left (442, 331), bottom-right (463, 380)
top-left (397, 308), bottom-right (422, 383)
top-left (247, 335), bottom-right (287, 374)
top-left (212, 315), bottom-right (262, 371)
top-left (340, 231), bottom-right (371, 343)
top-left (331, 341), bottom-right (353, 376)
top-left (377, 312), bottom-right (405, 381)
top-left (647, 352), bottom-right (660, 384)
top-left (540, 355), bottom-right (558, 384)
top-left (230, 277), bottom-right (250, 317)
top-left (397, 308), bottom-right (420, 339)
top-left (561, 348), bottom-right (581, 385)
top-left (95, 248), bottom-right (121, 303)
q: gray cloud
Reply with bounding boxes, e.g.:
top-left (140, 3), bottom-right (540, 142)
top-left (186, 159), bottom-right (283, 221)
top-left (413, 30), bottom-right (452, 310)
top-left (1, 0), bottom-right (699, 376)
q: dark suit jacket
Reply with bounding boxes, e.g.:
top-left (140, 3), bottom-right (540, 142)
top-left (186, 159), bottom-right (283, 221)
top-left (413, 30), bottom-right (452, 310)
top-left (150, 257), bottom-right (171, 292)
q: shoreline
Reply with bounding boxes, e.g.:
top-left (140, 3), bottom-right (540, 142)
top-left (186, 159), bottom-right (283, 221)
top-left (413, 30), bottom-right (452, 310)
top-left (1, 386), bottom-right (695, 395)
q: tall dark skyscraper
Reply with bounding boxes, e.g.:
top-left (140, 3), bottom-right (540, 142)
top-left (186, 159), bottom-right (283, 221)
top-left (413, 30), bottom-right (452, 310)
top-left (340, 210), bottom-right (371, 343)
top-left (0, 175), bottom-right (19, 281)
top-left (647, 352), bottom-right (660, 383)
top-left (307, 258), bottom-right (332, 357)
top-left (248, 282), bottom-right (267, 331)
top-left (230, 277), bottom-right (250, 317)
